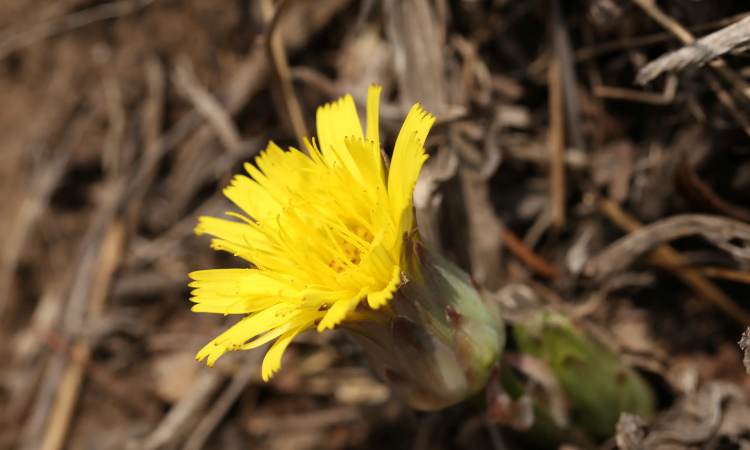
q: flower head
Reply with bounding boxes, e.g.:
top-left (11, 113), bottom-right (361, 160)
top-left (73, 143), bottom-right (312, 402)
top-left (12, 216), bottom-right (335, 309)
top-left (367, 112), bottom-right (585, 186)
top-left (190, 86), bottom-right (436, 381)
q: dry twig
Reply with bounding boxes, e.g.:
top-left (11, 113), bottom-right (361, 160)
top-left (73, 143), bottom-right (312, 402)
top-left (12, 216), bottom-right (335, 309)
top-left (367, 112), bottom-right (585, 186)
top-left (739, 328), bottom-right (750, 375)
top-left (637, 16), bottom-right (750, 85)
top-left (547, 56), bottom-right (566, 231)
top-left (0, 105), bottom-right (98, 322)
top-left (0, 153), bottom-right (68, 322)
top-left (629, 0), bottom-right (750, 104)
top-left (19, 169), bottom-right (128, 450)
top-left (591, 200), bottom-right (750, 326)
top-left (0, 0), bottom-right (154, 61)
top-left (575, 12), bottom-right (750, 62)
top-left (549, 0), bottom-right (584, 152)
top-left (587, 214), bottom-right (750, 277)
top-left (593, 74), bottom-right (678, 105)
top-left (173, 57), bottom-right (243, 153)
top-left (702, 267), bottom-right (750, 285)
top-left (128, 192), bottom-right (228, 267)
top-left (182, 347), bottom-right (267, 450)
top-left (39, 220), bottom-right (128, 450)
top-left (674, 159), bottom-right (750, 223)
top-left (101, 76), bottom-right (126, 175)
top-left (134, 371), bottom-right (224, 450)
top-left (124, 56), bottom-right (165, 231)
top-left (459, 167), bottom-right (505, 290)
top-left (501, 226), bottom-right (558, 279)
top-left (145, 49), bottom-right (268, 228)
top-left (152, 1), bottom-right (350, 227)
top-left (384, 0), bottom-right (448, 113)
top-left (262, 0), bottom-right (310, 153)
top-left (700, 70), bottom-right (750, 138)
top-left (628, 0), bottom-right (750, 138)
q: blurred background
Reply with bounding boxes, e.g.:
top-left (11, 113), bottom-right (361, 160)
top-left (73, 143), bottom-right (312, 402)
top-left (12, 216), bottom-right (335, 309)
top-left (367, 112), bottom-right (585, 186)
top-left (2, 0), bottom-right (750, 449)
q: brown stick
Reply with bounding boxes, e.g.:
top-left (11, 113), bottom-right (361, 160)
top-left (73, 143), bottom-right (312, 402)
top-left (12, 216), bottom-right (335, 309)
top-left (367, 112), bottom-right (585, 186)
top-left (594, 198), bottom-right (750, 326)
top-left (740, 328), bottom-right (750, 375)
top-left (101, 76), bottom-right (126, 175)
top-left (547, 56), bottom-right (566, 231)
top-left (124, 55), bottom-right (165, 233)
top-left (40, 220), bottom-right (134, 450)
top-left (674, 158), bottom-right (750, 223)
top-left (593, 75), bottom-right (677, 105)
top-left (587, 213), bottom-right (750, 277)
top-left (139, 371), bottom-right (224, 450)
top-left (549, 0), bottom-right (584, 152)
top-left (0, 153), bottom-right (68, 322)
top-left (629, 0), bottom-right (750, 104)
top-left (181, 347), bottom-right (267, 450)
top-left (575, 12), bottom-right (750, 62)
top-left (502, 226), bottom-right (558, 279)
top-left (628, 0), bottom-right (750, 139)
top-left (636, 16), bottom-right (750, 85)
top-left (262, 0), bottom-right (310, 154)
top-left (36, 324), bottom-right (162, 422)
top-left (0, 108), bottom-right (96, 322)
top-left (20, 173), bottom-right (127, 450)
top-left (0, 0), bottom-right (154, 61)
top-left (458, 167), bottom-right (505, 290)
top-left (700, 70), bottom-right (750, 138)
top-left (702, 267), bottom-right (750, 285)
top-left (173, 57), bottom-right (243, 153)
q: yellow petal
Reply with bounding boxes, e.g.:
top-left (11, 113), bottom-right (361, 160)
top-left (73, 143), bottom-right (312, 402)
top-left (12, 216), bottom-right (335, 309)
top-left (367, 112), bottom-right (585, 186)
top-left (195, 216), bottom-right (274, 253)
top-left (261, 323), bottom-right (312, 381)
top-left (317, 288), bottom-right (367, 331)
top-left (343, 137), bottom-right (386, 203)
top-left (223, 174), bottom-right (280, 222)
top-left (366, 85), bottom-right (385, 181)
top-left (367, 265), bottom-right (402, 309)
top-left (316, 94), bottom-right (364, 182)
top-left (243, 310), bottom-right (323, 350)
top-left (387, 104), bottom-right (435, 231)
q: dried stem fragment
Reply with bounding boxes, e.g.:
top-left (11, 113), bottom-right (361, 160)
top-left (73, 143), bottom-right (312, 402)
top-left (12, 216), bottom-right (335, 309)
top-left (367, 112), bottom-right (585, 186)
top-left (637, 16), bottom-right (750, 85)
top-left (740, 328), bottom-right (750, 375)
top-left (592, 199), bottom-right (750, 326)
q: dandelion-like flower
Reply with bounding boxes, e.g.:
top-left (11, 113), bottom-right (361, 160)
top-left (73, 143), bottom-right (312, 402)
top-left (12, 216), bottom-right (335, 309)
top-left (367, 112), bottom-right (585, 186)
top-left (190, 86), bottom-right (504, 410)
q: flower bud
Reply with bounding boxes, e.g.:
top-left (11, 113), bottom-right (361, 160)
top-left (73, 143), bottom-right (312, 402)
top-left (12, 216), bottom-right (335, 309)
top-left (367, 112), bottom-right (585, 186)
top-left (341, 236), bottom-right (505, 411)
top-left (513, 310), bottom-right (655, 439)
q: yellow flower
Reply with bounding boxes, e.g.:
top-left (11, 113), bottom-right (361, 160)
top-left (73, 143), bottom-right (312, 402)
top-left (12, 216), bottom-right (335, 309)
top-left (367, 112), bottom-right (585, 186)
top-left (190, 85), bottom-right (435, 381)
